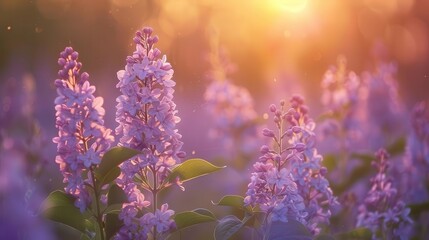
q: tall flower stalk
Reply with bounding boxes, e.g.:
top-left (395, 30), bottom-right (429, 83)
top-left (362, 62), bottom-right (405, 149)
top-left (53, 47), bottom-right (114, 239)
top-left (115, 27), bottom-right (185, 239)
top-left (319, 56), bottom-right (365, 180)
top-left (244, 96), bottom-right (338, 235)
top-left (356, 149), bottom-right (412, 239)
top-left (203, 43), bottom-right (260, 163)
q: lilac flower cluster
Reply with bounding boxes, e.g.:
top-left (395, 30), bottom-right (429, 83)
top-left (0, 142), bottom-right (54, 240)
top-left (356, 149), bottom-right (412, 239)
top-left (409, 101), bottom-right (429, 165)
top-left (321, 57), bottom-right (361, 115)
top-left (400, 101), bottom-right (429, 203)
top-left (320, 56), bottom-right (365, 152)
top-left (0, 76), bottom-right (54, 239)
top-left (115, 27), bottom-right (183, 239)
top-left (53, 47), bottom-right (114, 211)
top-left (0, 75), bottom-right (47, 177)
top-left (244, 96), bottom-right (338, 235)
top-left (362, 63), bottom-right (405, 148)
top-left (204, 80), bottom-right (259, 155)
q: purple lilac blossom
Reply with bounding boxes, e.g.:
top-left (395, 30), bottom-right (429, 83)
top-left (399, 101), bottom-right (429, 235)
top-left (356, 149), bottom-right (413, 240)
top-left (318, 57), bottom-right (368, 208)
top-left (362, 63), bottom-right (405, 149)
top-left (204, 80), bottom-right (260, 156)
top-left (203, 43), bottom-right (260, 159)
top-left (244, 96), bottom-right (338, 235)
top-left (399, 101), bottom-right (429, 202)
top-left (0, 139), bottom-right (54, 240)
top-left (319, 56), bottom-right (366, 153)
top-left (0, 75), bottom-right (54, 239)
top-left (0, 75), bottom-right (48, 177)
top-left (115, 27), bottom-right (183, 239)
top-left (53, 46), bottom-right (114, 212)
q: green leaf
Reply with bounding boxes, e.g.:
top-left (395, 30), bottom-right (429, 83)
top-left (40, 190), bottom-right (92, 233)
top-left (335, 228), bottom-right (372, 240)
top-left (107, 184), bottom-right (127, 206)
top-left (333, 163), bottom-right (373, 194)
top-left (105, 213), bottom-right (122, 240)
top-left (214, 215), bottom-right (244, 240)
top-left (167, 158), bottom-right (225, 183)
top-left (192, 208), bottom-right (216, 218)
top-left (212, 195), bottom-right (251, 212)
top-left (267, 220), bottom-right (312, 240)
top-left (323, 154), bottom-right (337, 171)
top-left (103, 203), bottom-right (122, 215)
top-left (174, 209), bottom-right (216, 230)
top-left (95, 147), bottom-right (140, 185)
top-left (409, 201), bottom-right (429, 216)
top-left (387, 137), bottom-right (406, 156)
top-left (103, 184), bottom-right (127, 239)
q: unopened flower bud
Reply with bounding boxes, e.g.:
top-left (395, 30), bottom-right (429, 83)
top-left (67, 61), bottom-right (76, 69)
top-left (54, 79), bottom-right (63, 87)
top-left (80, 72), bottom-right (89, 82)
top-left (320, 167), bottom-right (328, 176)
top-left (260, 145), bottom-right (270, 154)
top-left (294, 143), bottom-right (306, 152)
top-left (176, 151), bottom-right (186, 158)
top-left (153, 48), bottom-right (161, 58)
top-left (133, 37), bottom-right (140, 44)
top-left (60, 51), bottom-right (67, 58)
top-left (262, 128), bottom-right (275, 138)
top-left (152, 35), bottom-right (159, 44)
top-left (58, 58), bottom-right (66, 66)
top-left (65, 47), bottom-right (74, 54)
top-left (71, 51), bottom-right (79, 60)
top-left (143, 27), bottom-right (153, 35)
top-left (292, 126), bottom-right (301, 133)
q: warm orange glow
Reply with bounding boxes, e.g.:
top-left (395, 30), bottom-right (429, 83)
top-left (271, 0), bottom-right (308, 12)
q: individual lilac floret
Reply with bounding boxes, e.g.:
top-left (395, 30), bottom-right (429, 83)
top-left (245, 96), bottom-right (338, 235)
top-left (356, 149), bottom-right (413, 240)
top-left (115, 27), bottom-right (184, 239)
top-left (53, 47), bottom-right (114, 212)
top-left (204, 80), bottom-right (259, 156)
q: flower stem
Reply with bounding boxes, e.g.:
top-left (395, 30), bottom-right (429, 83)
top-left (151, 165), bottom-right (158, 240)
top-left (90, 168), bottom-right (105, 240)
